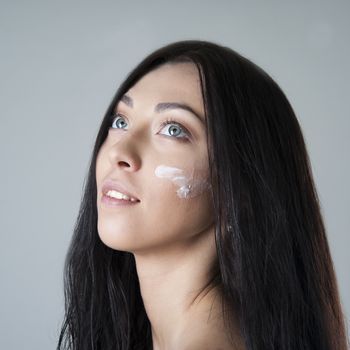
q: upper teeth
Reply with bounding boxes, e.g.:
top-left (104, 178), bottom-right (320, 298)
top-left (105, 190), bottom-right (138, 202)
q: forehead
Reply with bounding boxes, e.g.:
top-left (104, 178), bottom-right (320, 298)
top-left (117, 62), bottom-right (204, 116)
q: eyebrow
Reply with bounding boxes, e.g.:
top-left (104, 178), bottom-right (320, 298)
top-left (117, 94), bottom-right (205, 124)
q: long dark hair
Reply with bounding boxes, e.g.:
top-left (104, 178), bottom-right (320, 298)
top-left (57, 40), bottom-right (349, 350)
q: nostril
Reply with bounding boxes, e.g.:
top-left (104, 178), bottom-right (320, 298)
top-left (118, 161), bottom-right (130, 167)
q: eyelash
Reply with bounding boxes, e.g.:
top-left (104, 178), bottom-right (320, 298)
top-left (109, 113), bottom-right (191, 142)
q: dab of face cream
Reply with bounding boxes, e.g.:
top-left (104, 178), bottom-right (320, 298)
top-left (154, 165), bottom-right (211, 199)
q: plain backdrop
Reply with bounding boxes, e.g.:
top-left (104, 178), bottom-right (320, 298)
top-left (0, 0), bottom-right (349, 348)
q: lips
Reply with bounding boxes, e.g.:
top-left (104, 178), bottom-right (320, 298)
top-left (101, 178), bottom-right (140, 201)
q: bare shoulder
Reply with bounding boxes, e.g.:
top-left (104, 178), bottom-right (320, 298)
top-left (179, 321), bottom-right (246, 350)
top-left (183, 345), bottom-right (235, 350)
top-left (183, 342), bottom-right (241, 350)
top-left (182, 335), bottom-right (246, 350)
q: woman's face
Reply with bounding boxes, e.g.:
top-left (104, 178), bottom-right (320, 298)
top-left (95, 62), bottom-right (214, 253)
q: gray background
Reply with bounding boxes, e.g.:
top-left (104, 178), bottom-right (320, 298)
top-left (1, 0), bottom-right (349, 348)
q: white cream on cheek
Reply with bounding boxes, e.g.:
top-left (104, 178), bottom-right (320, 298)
top-left (154, 165), bottom-right (211, 199)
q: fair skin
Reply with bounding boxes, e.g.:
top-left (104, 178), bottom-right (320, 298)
top-left (95, 62), bottom-right (245, 350)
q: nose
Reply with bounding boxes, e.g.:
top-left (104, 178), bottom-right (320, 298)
top-left (108, 134), bottom-right (142, 172)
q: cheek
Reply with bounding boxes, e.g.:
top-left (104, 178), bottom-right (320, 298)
top-left (148, 163), bottom-right (213, 231)
top-left (145, 177), bottom-right (214, 244)
top-left (154, 164), bottom-right (211, 199)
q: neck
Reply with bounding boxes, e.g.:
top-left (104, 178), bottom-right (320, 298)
top-left (133, 225), bottom-right (222, 348)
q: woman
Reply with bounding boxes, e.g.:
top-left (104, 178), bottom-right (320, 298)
top-left (57, 40), bottom-right (349, 350)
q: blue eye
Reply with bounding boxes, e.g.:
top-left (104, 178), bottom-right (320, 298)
top-left (159, 118), bottom-right (190, 141)
top-left (109, 113), bottom-right (191, 142)
top-left (110, 114), bottom-right (128, 129)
